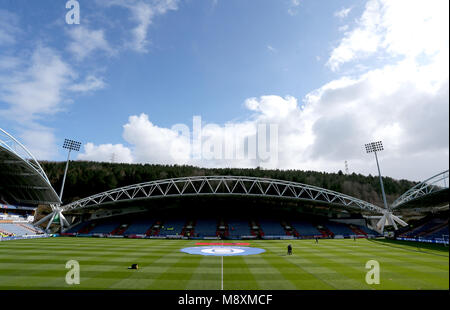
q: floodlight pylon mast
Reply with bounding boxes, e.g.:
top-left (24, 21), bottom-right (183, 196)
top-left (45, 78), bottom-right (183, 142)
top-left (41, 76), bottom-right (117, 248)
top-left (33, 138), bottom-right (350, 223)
top-left (59, 139), bottom-right (81, 202)
top-left (59, 148), bottom-right (72, 201)
top-left (365, 141), bottom-right (407, 232)
top-left (373, 149), bottom-right (389, 212)
top-left (40, 138), bottom-right (81, 233)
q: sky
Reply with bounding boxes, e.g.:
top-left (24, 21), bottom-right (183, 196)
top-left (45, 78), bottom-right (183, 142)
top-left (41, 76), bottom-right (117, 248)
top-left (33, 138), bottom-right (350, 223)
top-left (0, 0), bottom-right (448, 182)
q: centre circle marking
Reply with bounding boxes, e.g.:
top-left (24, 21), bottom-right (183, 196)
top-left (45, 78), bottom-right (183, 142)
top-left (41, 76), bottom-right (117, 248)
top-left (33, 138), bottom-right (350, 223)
top-left (181, 246), bottom-right (265, 256)
top-left (202, 247), bottom-right (245, 254)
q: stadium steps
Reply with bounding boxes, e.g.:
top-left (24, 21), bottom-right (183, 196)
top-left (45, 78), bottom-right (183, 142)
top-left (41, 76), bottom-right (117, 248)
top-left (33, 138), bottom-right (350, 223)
top-left (401, 218), bottom-right (447, 238)
top-left (281, 221), bottom-right (296, 236)
top-left (148, 221), bottom-right (162, 236)
top-left (420, 220), bottom-right (449, 237)
top-left (0, 227), bottom-right (13, 236)
top-left (317, 225), bottom-right (333, 238)
top-left (78, 222), bottom-right (96, 234)
top-left (149, 228), bottom-right (159, 236)
top-left (0, 223), bottom-right (31, 236)
top-left (348, 225), bottom-right (367, 236)
top-left (145, 227), bottom-right (154, 236)
top-left (285, 223), bottom-right (300, 238)
top-left (250, 220), bottom-right (263, 237)
top-left (217, 219), bottom-right (228, 238)
top-left (17, 223), bottom-right (41, 234)
top-left (111, 223), bottom-right (129, 235)
top-left (182, 220), bottom-right (195, 237)
top-left (426, 225), bottom-right (449, 239)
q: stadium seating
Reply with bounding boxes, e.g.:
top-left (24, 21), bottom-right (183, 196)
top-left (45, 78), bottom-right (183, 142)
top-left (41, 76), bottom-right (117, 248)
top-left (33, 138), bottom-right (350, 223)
top-left (227, 219), bottom-right (251, 237)
top-left (217, 219), bottom-right (229, 238)
top-left (325, 222), bottom-right (355, 236)
top-left (158, 220), bottom-right (186, 236)
top-left (59, 216), bottom-right (381, 239)
top-left (89, 218), bottom-right (121, 234)
top-left (258, 220), bottom-right (286, 236)
top-left (124, 219), bottom-right (155, 235)
top-left (402, 218), bottom-right (447, 238)
top-left (290, 221), bottom-right (320, 237)
top-left (0, 223), bottom-right (34, 236)
top-left (357, 225), bottom-right (378, 235)
top-left (426, 225), bottom-right (449, 239)
top-left (193, 219), bottom-right (218, 237)
top-left (19, 223), bottom-right (44, 234)
top-left (66, 221), bottom-right (89, 233)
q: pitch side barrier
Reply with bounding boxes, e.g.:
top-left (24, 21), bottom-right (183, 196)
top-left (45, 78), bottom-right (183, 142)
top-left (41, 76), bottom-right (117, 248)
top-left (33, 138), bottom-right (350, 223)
top-left (59, 233), bottom-right (379, 240)
top-left (396, 237), bottom-right (449, 245)
top-left (0, 234), bottom-right (50, 241)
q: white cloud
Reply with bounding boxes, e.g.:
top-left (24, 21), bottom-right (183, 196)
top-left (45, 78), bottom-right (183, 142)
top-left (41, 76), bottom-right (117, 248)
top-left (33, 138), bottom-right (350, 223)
top-left (267, 45), bottom-right (277, 53)
top-left (122, 113), bottom-right (191, 164)
top-left (245, 95), bottom-right (297, 120)
top-left (287, 0), bottom-right (300, 16)
top-left (0, 10), bottom-right (20, 46)
top-left (327, 0), bottom-right (383, 71)
top-left (0, 56), bottom-right (22, 70)
top-left (334, 7), bottom-right (352, 19)
top-left (1, 2), bottom-right (177, 161)
top-left (81, 61), bottom-right (448, 180)
top-left (80, 0), bottom-right (449, 181)
top-left (327, 0), bottom-right (449, 71)
top-left (0, 45), bottom-right (109, 120)
top-left (0, 46), bottom-right (106, 159)
top-left (18, 125), bottom-right (59, 161)
top-left (0, 46), bottom-right (74, 120)
top-left (66, 26), bottom-right (114, 60)
top-left (338, 25), bottom-right (349, 32)
top-left (100, 0), bottom-right (179, 53)
top-left (69, 75), bottom-right (107, 93)
top-left (78, 143), bottom-right (133, 163)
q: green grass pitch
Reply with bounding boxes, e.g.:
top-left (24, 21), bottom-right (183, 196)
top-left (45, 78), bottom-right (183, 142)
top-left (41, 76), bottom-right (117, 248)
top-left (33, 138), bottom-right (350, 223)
top-left (0, 237), bottom-right (448, 290)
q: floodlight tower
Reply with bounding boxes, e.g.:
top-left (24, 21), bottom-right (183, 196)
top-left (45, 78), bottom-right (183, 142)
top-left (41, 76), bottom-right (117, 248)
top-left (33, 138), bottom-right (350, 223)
top-left (365, 141), bottom-right (389, 211)
top-left (43, 139), bottom-right (80, 234)
top-left (60, 139), bottom-right (81, 201)
top-left (365, 141), bottom-right (407, 232)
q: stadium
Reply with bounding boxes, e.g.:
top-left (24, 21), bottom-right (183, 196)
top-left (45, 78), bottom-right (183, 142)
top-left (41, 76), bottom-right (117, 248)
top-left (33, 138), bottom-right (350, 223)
top-left (0, 127), bottom-right (448, 291)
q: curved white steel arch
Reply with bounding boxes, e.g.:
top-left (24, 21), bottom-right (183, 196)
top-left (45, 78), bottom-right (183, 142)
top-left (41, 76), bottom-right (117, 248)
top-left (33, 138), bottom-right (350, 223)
top-left (0, 127), bottom-right (60, 205)
top-left (391, 170), bottom-right (449, 209)
top-left (62, 175), bottom-right (385, 214)
top-left (0, 128), bottom-right (52, 185)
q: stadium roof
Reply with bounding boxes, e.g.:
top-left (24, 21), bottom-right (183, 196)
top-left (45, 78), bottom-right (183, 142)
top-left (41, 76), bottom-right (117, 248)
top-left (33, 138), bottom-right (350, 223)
top-left (62, 175), bottom-right (386, 214)
top-left (391, 170), bottom-right (449, 210)
top-left (0, 128), bottom-right (61, 206)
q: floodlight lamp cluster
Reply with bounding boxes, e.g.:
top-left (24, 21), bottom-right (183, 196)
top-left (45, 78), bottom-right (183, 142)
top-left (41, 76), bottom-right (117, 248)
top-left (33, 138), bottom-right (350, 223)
top-left (63, 139), bottom-right (81, 152)
top-left (365, 141), bottom-right (383, 153)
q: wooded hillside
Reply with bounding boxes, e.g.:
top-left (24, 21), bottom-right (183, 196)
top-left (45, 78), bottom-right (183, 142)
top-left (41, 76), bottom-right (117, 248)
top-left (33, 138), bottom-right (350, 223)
top-left (40, 161), bottom-right (417, 206)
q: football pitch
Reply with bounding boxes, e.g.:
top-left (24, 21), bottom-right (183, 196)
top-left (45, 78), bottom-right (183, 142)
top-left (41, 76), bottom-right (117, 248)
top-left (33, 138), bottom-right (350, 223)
top-left (0, 237), bottom-right (448, 290)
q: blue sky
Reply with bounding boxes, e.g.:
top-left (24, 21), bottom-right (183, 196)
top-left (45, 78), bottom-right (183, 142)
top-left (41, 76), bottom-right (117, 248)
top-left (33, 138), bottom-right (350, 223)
top-left (0, 0), bottom-right (448, 181)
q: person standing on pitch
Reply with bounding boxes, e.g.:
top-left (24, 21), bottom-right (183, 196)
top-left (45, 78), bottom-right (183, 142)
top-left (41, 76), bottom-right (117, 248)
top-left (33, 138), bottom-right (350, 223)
top-left (315, 237), bottom-right (319, 244)
top-left (287, 244), bottom-right (292, 255)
